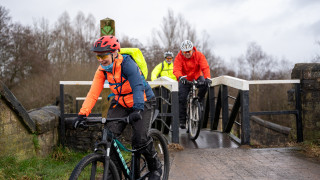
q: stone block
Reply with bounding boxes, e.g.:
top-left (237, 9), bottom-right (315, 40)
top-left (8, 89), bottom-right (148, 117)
top-left (292, 63), bottom-right (320, 80)
top-left (28, 106), bottom-right (60, 134)
top-left (37, 129), bottom-right (59, 157)
top-left (0, 99), bottom-right (11, 124)
top-left (301, 80), bottom-right (320, 90)
top-left (3, 124), bottom-right (12, 135)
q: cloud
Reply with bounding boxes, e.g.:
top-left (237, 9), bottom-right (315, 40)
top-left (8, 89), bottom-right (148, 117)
top-left (2, 0), bottom-right (320, 63)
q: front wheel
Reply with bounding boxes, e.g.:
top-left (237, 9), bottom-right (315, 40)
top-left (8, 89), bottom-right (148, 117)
top-left (69, 153), bottom-right (120, 180)
top-left (148, 129), bottom-right (170, 180)
top-left (188, 99), bottom-right (202, 140)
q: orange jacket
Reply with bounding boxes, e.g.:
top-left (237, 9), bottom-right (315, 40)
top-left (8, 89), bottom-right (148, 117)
top-left (106, 56), bottom-right (146, 108)
top-left (173, 46), bottom-right (211, 81)
top-left (79, 54), bottom-right (146, 116)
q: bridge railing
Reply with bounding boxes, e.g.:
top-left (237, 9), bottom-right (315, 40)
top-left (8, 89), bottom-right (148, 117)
top-left (59, 76), bottom-right (302, 146)
top-left (206, 76), bottom-right (302, 145)
top-left (59, 77), bottom-right (180, 145)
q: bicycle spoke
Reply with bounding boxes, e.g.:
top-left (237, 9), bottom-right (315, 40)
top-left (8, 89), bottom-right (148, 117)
top-left (188, 100), bottom-right (202, 140)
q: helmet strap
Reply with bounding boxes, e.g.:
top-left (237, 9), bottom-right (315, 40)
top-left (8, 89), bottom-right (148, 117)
top-left (111, 52), bottom-right (118, 63)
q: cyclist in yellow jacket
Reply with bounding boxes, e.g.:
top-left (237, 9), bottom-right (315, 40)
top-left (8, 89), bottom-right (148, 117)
top-left (151, 51), bottom-right (177, 81)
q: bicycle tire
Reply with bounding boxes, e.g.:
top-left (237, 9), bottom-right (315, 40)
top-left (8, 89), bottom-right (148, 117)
top-left (188, 99), bottom-right (202, 140)
top-left (148, 129), bottom-right (170, 180)
top-left (186, 93), bottom-right (192, 133)
top-left (69, 153), bottom-right (120, 180)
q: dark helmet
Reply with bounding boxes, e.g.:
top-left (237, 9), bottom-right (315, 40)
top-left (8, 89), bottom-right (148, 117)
top-left (91, 35), bottom-right (120, 52)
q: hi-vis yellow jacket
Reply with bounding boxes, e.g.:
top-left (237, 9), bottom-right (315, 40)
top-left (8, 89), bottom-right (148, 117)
top-left (151, 60), bottom-right (177, 81)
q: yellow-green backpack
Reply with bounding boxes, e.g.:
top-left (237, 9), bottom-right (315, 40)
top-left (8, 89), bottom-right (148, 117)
top-left (120, 48), bottom-right (148, 79)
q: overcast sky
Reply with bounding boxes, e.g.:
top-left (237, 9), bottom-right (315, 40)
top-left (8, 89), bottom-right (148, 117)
top-left (2, 0), bottom-right (320, 64)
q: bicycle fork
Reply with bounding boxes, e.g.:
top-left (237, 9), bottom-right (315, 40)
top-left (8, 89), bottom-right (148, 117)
top-left (103, 141), bottom-right (111, 180)
top-left (99, 128), bottom-right (111, 180)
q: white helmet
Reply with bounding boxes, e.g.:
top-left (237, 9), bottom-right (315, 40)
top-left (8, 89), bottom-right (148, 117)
top-left (164, 51), bottom-right (173, 58)
top-left (180, 40), bottom-right (193, 51)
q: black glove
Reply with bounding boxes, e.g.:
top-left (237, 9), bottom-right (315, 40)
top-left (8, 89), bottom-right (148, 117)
top-left (205, 78), bottom-right (212, 87)
top-left (73, 115), bottom-right (86, 129)
top-left (179, 76), bottom-right (187, 84)
top-left (129, 110), bottom-right (142, 122)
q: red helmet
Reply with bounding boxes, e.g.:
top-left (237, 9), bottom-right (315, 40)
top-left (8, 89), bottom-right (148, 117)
top-left (91, 35), bottom-right (120, 52)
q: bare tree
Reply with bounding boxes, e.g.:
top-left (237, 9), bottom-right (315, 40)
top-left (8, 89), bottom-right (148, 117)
top-left (0, 6), bottom-right (13, 85)
top-left (157, 9), bottom-right (178, 50)
top-left (152, 9), bottom-right (199, 53)
top-left (245, 42), bottom-right (267, 79)
top-left (312, 40), bottom-right (320, 62)
top-left (73, 12), bottom-right (98, 64)
top-left (119, 35), bottom-right (144, 49)
top-left (149, 8), bottom-right (219, 76)
top-left (7, 23), bottom-right (47, 88)
top-left (32, 18), bottom-right (51, 65)
top-left (235, 42), bottom-right (291, 80)
top-left (51, 12), bottom-right (74, 70)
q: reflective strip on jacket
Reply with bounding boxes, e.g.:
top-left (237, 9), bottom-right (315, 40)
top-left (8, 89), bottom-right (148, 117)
top-left (151, 60), bottom-right (177, 81)
top-left (173, 46), bottom-right (211, 81)
top-left (79, 54), bottom-right (146, 116)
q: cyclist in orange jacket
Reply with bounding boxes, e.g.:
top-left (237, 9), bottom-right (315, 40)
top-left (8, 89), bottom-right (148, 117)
top-left (72, 35), bottom-right (162, 179)
top-left (173, 40), bottom-right (212, 129)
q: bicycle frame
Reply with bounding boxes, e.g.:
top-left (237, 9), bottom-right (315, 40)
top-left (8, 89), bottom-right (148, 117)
top-left (72, 107), bottom-right (168, 180)
top-left (87, 119), bottom-right (150, 180)
top-left (186, 80), bottom-right (200, 122)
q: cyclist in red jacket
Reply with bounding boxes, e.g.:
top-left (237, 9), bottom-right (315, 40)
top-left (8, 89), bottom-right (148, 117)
top-left (173, 40), bottom-right (212, 129)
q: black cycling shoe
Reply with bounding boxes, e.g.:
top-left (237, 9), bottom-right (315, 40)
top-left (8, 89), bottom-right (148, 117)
top-left (149, 168), bottom-right (162, 180)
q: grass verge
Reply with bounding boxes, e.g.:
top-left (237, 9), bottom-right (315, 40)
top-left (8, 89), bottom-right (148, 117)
top-left (0, 145), bottom-right (87, 180)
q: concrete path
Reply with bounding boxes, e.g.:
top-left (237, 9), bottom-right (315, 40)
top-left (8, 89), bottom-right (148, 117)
top-left (168, 130), bottom-right (320, 180)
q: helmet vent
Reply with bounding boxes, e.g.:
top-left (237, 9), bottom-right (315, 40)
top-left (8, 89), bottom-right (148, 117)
top-left (112, 44), bottom-right (117, 47)
top-left (103, 41), bottom-right (108, 45)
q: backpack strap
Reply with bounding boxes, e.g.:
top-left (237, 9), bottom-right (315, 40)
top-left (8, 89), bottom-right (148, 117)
top-left (157, 61), bottom-right (164, 78)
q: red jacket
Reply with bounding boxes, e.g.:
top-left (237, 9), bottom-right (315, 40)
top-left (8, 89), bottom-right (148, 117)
top-left (173, 47), bottom-right (211, 81)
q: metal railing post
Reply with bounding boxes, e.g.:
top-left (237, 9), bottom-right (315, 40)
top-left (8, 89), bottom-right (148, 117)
top-left (295, 83), bottom-right (303, 142)
top-left (212, 86), bottom-right (222, 130)
top-left (171, 90), bottom-right (179, 143)
top-left (222, 85), bottom-right (229, 131)
top-left (240, 90), bottom-right (250, 145)
top-left (59, 84), bottom-right (65, 146)
top-left (209, 86), bottom-right (215, 130)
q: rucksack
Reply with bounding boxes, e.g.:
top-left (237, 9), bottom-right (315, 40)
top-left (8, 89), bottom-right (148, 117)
top-left (119, 48), bottom-right (148, 79)
top-left (103, 48), bottom-right (149, 101)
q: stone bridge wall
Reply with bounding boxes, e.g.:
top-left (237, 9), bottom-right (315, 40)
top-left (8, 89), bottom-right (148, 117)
top-left (250, 116), bottom-right (291, 146)
top-left (292, 63), bottom-right (320, 142)
top-left (0, 80), bottom-right (59, 160)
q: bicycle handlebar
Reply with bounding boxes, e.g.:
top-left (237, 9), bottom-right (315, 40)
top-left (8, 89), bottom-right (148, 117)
top-left (185, 79), bottom-right (209, 87)
top-left (78, 116), bottom-right (130, 128)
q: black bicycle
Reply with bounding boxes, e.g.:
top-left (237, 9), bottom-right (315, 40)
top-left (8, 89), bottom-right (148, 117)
top-left (69, 112), bottom-right (169, 180)
top-left (185, 80), bottom-right (207, 140)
